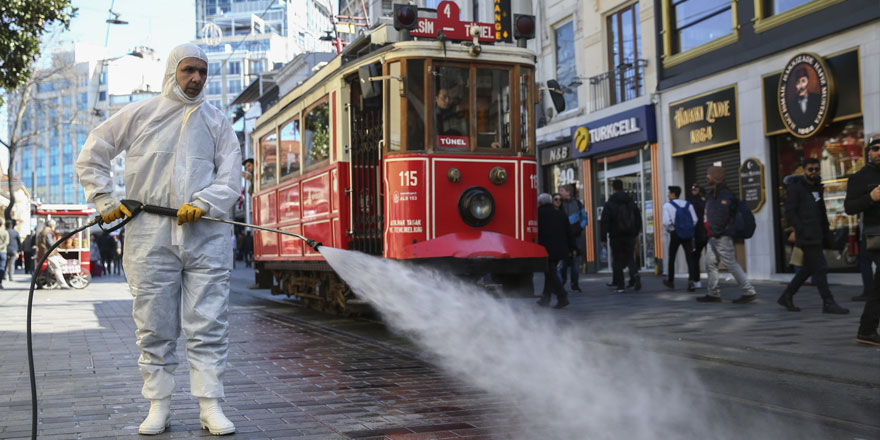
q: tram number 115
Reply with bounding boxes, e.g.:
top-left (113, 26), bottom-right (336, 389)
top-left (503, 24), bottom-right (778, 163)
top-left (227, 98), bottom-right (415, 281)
top-left (399, 170), bottom-right (418, 186)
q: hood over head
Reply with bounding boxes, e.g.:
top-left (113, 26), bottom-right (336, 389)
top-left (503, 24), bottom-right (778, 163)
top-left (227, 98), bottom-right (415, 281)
top-left (162, 43), bottom-right (208, 104)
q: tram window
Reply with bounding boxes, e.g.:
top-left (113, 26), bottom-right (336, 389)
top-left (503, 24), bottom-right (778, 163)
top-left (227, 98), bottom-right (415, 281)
top-left (433, 66), bottom-right (470, 149)
top-left (259, 131), bottom-right (278, 186)
top-left (406, 59), bottom-right (425, 151)
top-left (279, 116), bottom-right (301, 180)
top-left (304, 101), bottom-right (330, 168)
top-left (520, 68), bottom-right (533, 153)
top-left (388, 62), bottom-right (402, 151)
top-left (475, 68), bottom-right (510, 149)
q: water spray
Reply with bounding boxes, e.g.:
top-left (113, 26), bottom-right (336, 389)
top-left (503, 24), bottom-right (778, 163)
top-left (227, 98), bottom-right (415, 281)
top-left (25, 200), bottom-right (321, 440)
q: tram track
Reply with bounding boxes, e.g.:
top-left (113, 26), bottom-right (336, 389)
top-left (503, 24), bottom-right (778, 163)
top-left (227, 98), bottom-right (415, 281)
top-left (232, 290), bottom-right (880, 438)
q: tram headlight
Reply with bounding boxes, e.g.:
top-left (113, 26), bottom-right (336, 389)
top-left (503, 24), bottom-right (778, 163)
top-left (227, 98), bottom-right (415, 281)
top-left (458, 187), bottom-right (495, 227)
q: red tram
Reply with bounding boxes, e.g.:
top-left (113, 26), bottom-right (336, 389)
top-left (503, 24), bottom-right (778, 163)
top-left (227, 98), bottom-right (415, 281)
top-left (250, 3), bottom-right (547, 313)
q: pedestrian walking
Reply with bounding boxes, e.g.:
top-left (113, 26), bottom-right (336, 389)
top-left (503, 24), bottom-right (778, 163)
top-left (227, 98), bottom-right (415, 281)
top-left (22, 233), bottom-right (35, 275)
top-left (600, 179), bottom-right (641, 293)
top-left (777, 158), bottom-right (848, 314)
top-left (243, 230), bottom-right (253, 268)
top-left (98, 233), bottom-right (117, 276)
top-left (6, 219), bottom-right (21, 282)
top-left (0, 220), bottom-right (8, 289)
top-left (557, 184), bottom-right (587, 292)
top-left (696, 166), bottom-right (757, 304)
top-left (537, 193), bottom-right (574, 308)
top-left (36, 220), bottom-right (70, 289)
top-left (853, 217), bottom-right (874, 301)
top-left (76, 43), bottom-right (241, 434)
top-left (843, 133), bottom-right (880, 346)
top-left (687, 184), bottom-right (707, 288)
top-left (89, 234), bottom-right (102, 277)
top-left (662, 186), bottom-right (699, 291)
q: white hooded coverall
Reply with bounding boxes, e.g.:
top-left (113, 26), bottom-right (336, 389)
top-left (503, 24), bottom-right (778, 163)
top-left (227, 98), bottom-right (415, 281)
top-left (75, 44), bottom-right (241, 399)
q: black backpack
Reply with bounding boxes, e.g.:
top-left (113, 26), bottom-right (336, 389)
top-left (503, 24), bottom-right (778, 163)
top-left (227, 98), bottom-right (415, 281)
top-left (731, 199), bottom-right (756, 239)
top-left (615, 200), bottom-right (638, 235)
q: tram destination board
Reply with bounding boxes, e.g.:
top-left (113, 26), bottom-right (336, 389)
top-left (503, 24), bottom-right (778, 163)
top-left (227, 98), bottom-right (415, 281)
top-left (739, 158), bottom-right (765, 213)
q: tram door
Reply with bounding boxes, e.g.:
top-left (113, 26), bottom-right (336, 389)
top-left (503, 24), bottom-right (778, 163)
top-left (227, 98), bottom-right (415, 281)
top-left (348, 64), bottom-right (384, 255)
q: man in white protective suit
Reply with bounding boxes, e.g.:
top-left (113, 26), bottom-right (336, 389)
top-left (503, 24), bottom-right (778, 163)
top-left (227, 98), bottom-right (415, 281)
top-left (75, 43), bottom-right (241, 435)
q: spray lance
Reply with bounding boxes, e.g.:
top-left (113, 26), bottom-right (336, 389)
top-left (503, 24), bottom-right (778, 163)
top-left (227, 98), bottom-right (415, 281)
top-left (25, 200), bottom-right (320, 440)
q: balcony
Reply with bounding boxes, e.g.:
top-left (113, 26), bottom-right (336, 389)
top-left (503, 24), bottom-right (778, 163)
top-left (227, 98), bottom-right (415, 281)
top-left (577, 59), bottom-right (647, 113)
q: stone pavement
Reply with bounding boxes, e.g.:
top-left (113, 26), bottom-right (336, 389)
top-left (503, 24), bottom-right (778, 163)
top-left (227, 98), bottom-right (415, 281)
top-left (0, 264), bottom-right (877, 439)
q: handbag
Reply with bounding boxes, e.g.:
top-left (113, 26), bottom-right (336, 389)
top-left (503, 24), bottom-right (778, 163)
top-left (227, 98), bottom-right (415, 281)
top-left (789, 246), bottom-right (803, 267)
top-left (864, 224), bottom-right (880, 251)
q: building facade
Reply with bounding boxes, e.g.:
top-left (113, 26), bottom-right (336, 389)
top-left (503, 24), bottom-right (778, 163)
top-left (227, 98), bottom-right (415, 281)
top-left (535, 0), bottom-right (661, 273)
top-left (10, 43), bottom-right (162, 205)
top-left (652, 0), bottom-right (880, 283)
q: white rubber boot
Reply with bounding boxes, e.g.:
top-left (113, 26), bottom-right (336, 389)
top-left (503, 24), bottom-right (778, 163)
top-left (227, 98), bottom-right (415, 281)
top-left (199, 398), bottom-right (235, 435)
top-left (138, 398), bottom-right (171, 435)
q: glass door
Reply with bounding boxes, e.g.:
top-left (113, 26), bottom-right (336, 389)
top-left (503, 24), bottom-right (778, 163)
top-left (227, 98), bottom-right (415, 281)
top-left (594, 146), bottom-right (655, 272)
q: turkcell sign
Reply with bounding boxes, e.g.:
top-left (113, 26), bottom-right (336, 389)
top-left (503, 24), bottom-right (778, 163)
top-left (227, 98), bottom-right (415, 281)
top-left (569, 105), bottom-right (656, 158)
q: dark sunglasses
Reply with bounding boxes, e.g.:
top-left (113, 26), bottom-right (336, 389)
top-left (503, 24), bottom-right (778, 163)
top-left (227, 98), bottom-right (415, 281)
top-left (553, 197), bottom-right (561, 201)
top-left (805, 167), bottom-right (819, 172)
top-left (870, 145), bottom-right (880, 152)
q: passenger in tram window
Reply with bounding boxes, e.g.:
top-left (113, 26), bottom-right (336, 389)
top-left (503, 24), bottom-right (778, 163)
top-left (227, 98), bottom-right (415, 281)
top-left (435, 86), bottom-right (468, 138)
top-left (241, 158), bottom-right (254, 195)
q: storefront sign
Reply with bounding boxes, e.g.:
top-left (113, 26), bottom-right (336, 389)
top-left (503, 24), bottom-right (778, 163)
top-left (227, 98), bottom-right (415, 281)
top-left (739, 158), bottom-right (765, 213)
top-left (669, 85), bottom-right (738, 156)
top-left (570, 105), bottom-right (656, 158)
top-left (764, 49), bottom-right (857, 136)
top-left (778, 52), bottom-right (835, 138)
top-left (540, 143), bottom-right (570, 164)
top-left (494, 0), bottom-right (512, 42)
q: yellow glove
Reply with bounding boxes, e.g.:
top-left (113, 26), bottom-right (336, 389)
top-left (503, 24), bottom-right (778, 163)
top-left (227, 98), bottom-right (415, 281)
top-left (177, 203), bottom-right (205, 225)
top-left (101, 203), bottom-right (132, 223)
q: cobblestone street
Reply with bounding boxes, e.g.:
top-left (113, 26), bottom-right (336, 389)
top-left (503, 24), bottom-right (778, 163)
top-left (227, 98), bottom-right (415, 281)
top-left (0, 265), bottom-right (878, 439)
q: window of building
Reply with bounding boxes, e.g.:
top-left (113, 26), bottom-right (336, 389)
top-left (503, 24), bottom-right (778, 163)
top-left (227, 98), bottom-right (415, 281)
top-left (100, 72), bottom-right (107, 85)
top-left (209, 100), bottom-right (221, 108)
top-left (475, 69), bottom-right (510, 150)
top-left (99, 91), bottom-right (106, 101)
top-left (279, 116), bottom-right (301, 180)
top-left (228, 79), bottom-right (241, 95)
top-left (228, 61), bottom-right (241, 75)
top-left (671, 0), bottom-right (732, 54)
top-left (207, 81), bottom-right (222, 95)
top-left (304, 101), bottom-right (330, 168)
top-left (762, 0), bottom-right (812, 15)
top-left (208, 62), bottom-right (221, 76)
top-left (607, 3), bottom-right (644, 105)
top-left (77, 92), bottom-right (88, 110)
top-left (38, 81), bottom-right (55, 93)
top-left (259, 131), bottom-right (278, 186)
top-left (250, 59), bottom-right (265, 75)
top-left (554, 20), bottom-right (578, 113)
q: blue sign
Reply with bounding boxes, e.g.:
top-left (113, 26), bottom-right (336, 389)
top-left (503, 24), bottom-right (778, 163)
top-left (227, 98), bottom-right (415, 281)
top-left (570, 105), bottom-right (656, 158)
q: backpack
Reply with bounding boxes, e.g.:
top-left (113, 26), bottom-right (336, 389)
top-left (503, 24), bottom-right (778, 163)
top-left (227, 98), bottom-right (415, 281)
top-left (673, 201), bottom-right (695, 240)
top-left (731, 199), bottom-right (756, 239)
top-left (615, 200), bottom-right (638, 235)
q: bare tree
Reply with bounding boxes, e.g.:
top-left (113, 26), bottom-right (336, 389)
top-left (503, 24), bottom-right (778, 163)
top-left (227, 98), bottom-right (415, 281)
top-left (1, 57), bottom-right (91, 221)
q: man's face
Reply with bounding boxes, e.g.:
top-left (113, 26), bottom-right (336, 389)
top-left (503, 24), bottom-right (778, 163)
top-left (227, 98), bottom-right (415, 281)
top-left (176, 58), bottom-right (208, 98)
top-left (802, 163), bottom-right (820, 183)
top-left (552, 195), bottom-right (561, 208)
top-left (691, 186), bottom-right (700, 196)
top-left (436, 89), bottom-right (450, 110)
top-left (559, 187), bottom-right (571, 199)
top-left (245, 162), bottom-right (254, 173)
top-left (796, 75), bottom-right (809, 98)
top-left (869, 144), bottom-right (880, 165)
top-left (667, 191), bottom-right (676, 201)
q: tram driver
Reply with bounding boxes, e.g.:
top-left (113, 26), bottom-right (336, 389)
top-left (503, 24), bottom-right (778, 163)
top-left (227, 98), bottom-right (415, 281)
top-left (435, 86), bottom-right (469, 138)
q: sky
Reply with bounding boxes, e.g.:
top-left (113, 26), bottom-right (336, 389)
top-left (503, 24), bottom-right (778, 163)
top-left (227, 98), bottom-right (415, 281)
top-left (1, 0), bottom-right (196, 170)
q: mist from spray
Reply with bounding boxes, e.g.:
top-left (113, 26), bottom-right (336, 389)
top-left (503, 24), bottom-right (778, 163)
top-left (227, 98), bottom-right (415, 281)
top-left (319, 247), bottom-right (775, 439)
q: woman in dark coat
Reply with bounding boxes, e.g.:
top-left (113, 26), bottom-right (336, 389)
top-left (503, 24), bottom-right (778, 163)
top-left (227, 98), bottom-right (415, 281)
top-left (537, 193), bottom-right (575, 308)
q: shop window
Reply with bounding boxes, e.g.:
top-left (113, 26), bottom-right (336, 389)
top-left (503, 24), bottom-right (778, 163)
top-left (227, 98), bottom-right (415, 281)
top-left (304, 101), bottom-right (330, 168)
top-left (771, 119), bottom-right (864, 273)
top-left (405, 59), bottom-right (425, 151)
top-left (671, 0), bottom-right (732, 54)
top-left (259, 131), bottom-right (278, 186)
top-left (475, 68), bottom-right (510, 149)
top-left (554, 20), bottom-right (578, 112)
top-left (279, 116), bottom-right (301, 180)
top-left (607, 3), bottom-right (643, 105)
top-left (433, 65), bottom-right (470, 149)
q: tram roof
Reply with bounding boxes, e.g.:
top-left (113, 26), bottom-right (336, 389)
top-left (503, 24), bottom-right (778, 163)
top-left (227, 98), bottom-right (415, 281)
top-left (254, 23), bottom-right (536, 132)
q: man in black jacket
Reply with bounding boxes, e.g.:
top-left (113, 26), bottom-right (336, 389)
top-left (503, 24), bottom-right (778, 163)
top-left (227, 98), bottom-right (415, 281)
top-left (600, 179), bottom-right (641, 293)
top-left (777, 158), bottom-right (848, 314)
top-left (844, 134), bottom-right (880, 346)
top-left (537, 193), bottom-right (575, 308)
top-left (697, 166), bottom-right (756, 304)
